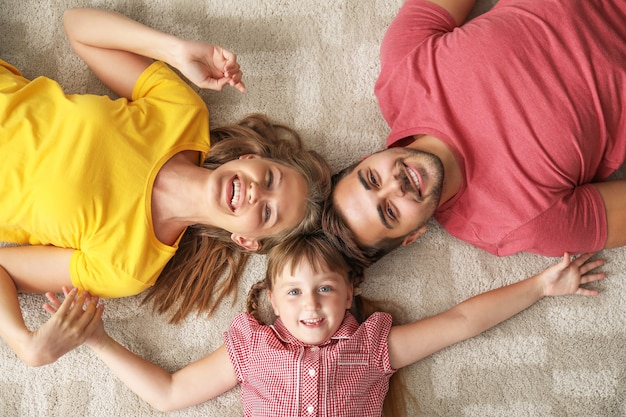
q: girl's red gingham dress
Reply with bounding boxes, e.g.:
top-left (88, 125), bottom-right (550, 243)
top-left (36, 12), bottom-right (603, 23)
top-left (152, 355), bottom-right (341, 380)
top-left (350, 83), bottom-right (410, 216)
top-left (224, 311), bottom-right (395, 417)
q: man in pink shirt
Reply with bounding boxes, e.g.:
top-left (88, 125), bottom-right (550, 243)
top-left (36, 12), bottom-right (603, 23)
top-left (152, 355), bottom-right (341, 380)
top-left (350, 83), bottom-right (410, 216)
top-left (325, 0), bottom-right (626, 265)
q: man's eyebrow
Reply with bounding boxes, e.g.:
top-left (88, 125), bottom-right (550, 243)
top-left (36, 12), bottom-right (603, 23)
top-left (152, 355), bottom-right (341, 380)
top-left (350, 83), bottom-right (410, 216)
top-left (377, 206), bottom-right (392, 229)
top-left (357, 170), bottom-right (371, 191)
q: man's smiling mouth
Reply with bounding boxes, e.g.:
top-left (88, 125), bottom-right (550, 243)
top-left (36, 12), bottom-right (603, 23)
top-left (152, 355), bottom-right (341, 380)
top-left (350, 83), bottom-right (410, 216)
top-left (403, 163), bottom-right (422, 198)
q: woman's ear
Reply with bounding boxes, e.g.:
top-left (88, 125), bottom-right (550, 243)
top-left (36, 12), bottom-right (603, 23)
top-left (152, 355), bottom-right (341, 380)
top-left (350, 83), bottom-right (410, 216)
top-left (231, 234), bottom-right (261, 251)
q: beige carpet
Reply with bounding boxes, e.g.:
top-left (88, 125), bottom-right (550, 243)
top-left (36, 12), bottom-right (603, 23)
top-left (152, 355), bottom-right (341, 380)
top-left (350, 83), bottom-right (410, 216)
top-left (2, 0), bottom-right (626, 416)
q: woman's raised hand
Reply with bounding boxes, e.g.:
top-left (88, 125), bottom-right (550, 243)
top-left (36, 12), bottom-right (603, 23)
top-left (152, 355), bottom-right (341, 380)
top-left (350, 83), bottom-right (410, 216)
top-left (176, 40), bottom-right (246, 93)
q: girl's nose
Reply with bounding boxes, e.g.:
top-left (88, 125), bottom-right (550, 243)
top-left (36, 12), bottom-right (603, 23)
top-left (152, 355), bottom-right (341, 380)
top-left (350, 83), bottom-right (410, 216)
top-left (303, 293), bottom-right (320, 310)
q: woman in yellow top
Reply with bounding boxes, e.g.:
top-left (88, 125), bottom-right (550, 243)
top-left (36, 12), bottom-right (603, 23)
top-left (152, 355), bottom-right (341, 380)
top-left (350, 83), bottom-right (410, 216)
top-left (0, 8), bottom-right (330, 367)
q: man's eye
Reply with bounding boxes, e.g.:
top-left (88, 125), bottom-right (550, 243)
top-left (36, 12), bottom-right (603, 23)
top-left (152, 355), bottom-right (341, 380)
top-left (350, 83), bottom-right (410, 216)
top-left (369, 171), bottom-right (378, 186)
top-left (386, 204), bottom-right (396, 220)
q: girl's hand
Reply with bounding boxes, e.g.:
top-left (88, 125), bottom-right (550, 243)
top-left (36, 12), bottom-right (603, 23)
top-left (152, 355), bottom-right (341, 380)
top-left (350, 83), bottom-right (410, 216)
top-left (176, 40), bottom-right (246, 93)
top-left (540, 252), bottom-right (605, 297)
top-left (42, 286), bottom-right (106, 350)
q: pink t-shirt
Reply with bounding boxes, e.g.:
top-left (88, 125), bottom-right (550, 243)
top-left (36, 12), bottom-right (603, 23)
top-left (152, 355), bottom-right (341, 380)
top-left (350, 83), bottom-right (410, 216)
top-left (224, 312), bottom-right (394, 417)
top-left (375, 0), bottom-right (626, 256)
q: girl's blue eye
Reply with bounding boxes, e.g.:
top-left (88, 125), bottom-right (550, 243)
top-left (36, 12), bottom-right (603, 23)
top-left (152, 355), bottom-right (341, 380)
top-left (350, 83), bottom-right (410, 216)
top-left (319, 286), bottom-right (332, 293)
top-left (267, 170), bottom-right (274, 188)
top-left (287, 289), bottom-right (300, 296)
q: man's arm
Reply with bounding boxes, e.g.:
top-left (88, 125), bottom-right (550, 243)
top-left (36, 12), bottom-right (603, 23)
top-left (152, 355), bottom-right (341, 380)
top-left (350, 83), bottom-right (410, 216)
top-left (424, 0), bottom-right (477, 25)
top-left (592, 179), bottom-right (626, 249)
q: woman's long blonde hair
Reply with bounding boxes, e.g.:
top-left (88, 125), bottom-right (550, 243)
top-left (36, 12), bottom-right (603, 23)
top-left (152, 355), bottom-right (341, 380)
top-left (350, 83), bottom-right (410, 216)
top-left (246, 232), bottom-right (417, 417)
top-left (143, 114), bottom-right (331, 323)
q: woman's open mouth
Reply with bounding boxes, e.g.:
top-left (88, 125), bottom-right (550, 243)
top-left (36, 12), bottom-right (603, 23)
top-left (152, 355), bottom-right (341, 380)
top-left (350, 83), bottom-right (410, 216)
top-left (229, 177), bottom-right (241, 211)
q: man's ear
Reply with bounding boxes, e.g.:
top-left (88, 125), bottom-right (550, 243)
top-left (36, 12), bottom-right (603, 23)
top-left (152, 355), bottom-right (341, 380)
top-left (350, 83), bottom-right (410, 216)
top-left (401, 225), bottom-right (427, 246)
top-left (231, 234), bottom-right (261, 251)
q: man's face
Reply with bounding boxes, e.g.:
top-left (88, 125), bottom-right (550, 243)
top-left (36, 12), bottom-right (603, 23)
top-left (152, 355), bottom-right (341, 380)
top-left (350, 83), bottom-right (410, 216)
top-left (333, 147), bottom-right (444, 248)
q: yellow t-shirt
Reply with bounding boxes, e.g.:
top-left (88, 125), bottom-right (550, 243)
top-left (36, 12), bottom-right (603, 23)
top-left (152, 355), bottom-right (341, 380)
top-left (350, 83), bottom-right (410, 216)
top-left (1, 59), bottom-right (210, 297)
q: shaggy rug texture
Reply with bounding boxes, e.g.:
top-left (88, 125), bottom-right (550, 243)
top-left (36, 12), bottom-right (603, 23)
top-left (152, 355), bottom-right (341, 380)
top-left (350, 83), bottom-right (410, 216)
top-left (2, 0), bottom-right (625, 416)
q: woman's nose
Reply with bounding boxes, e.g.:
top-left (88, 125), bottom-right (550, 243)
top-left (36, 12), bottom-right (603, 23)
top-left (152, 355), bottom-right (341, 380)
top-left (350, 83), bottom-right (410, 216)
top-left (248, 182), bottom-right (266, 204)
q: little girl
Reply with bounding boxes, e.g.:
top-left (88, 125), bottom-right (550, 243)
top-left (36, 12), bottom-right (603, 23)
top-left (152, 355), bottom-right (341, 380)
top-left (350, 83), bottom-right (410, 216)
top-left (45, 233), bottom-right (605, 416)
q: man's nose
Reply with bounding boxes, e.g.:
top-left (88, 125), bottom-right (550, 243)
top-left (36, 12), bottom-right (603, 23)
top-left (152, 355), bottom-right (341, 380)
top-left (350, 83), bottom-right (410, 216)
top-left (381, 176), bottom-right (404, 197)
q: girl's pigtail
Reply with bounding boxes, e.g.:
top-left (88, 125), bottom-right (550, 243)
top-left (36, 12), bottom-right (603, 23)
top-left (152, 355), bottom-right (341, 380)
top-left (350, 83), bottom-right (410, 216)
top-left (246, 279), bottom-right (268, 324)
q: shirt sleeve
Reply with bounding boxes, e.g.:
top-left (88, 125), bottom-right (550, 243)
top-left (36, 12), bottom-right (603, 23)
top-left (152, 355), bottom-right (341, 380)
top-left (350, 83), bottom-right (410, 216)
top-left (132, 61), bottom-right (206, 108)
top-left (363, 312), bottom-right (395, 373)
top-left (380, 0), bottom-right (457, 71)
top-left (497, 184), bottom-right (607, 256)
top-left (70, 250), bottom-right (153, 298)
top-left (223, 313), bottom-right (259, 384)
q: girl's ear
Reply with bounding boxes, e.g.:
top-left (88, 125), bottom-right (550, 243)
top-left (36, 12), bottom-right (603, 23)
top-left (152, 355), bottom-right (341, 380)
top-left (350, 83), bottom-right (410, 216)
top-left (345, 283), bottom-right (354, 310)
top-left (239, 154), bottom-right (260, 160)
top-left (268, 290), bottom-right (280, 316)
top-left (231, 234), bottom-right (261, 251)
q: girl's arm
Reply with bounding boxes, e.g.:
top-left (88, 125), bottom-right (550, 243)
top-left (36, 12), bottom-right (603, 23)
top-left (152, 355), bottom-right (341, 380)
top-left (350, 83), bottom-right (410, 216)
top-left (63, 8), bottom-right (245, 100)
top-left (44, 289), bottom-right (238, 412)
top-left (387, 253), bottom-right (605, 369)
top-left (88, 338), bottom-right (237, 412)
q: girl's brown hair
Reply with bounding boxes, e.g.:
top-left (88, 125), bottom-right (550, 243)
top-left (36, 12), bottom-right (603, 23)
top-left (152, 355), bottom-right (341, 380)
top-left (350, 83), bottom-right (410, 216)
top-left (143, 114), bottom-right (331, 323)
top-left (246, 232), bottom-right (417, 417)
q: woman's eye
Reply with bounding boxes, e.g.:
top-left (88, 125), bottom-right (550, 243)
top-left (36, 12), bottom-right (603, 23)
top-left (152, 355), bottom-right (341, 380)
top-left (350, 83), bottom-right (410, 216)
top-left (264, 205), bottom-right (271, 223)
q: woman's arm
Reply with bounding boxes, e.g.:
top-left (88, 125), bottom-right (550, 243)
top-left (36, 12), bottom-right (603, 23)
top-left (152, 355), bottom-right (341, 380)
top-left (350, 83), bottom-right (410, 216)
top-left (44, 289), bottom-right (238, 412)
top-left (0, 246), bottom-right (102, 366)
top-left (63, 8), bottom-right (245, 99)
top-left (387, 253), bottom-right (605, 369)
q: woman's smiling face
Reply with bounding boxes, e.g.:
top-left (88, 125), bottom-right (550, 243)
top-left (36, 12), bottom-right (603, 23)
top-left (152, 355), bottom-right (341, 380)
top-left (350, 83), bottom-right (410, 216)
top-left (208, 155), bottom-right (308, 250)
